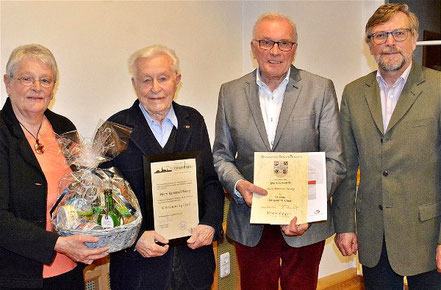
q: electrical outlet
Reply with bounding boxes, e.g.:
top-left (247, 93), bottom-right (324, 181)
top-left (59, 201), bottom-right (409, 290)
top-left (219, 252), bottom-right (230, 278)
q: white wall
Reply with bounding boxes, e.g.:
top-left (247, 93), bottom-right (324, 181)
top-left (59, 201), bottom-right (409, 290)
top-left (1, 1), bottom-right (243, 139)
top-left (1, 0), bottom-right (383, 279)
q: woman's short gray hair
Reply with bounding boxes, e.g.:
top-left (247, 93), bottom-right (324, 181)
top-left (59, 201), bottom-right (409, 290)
top-left (6, 44), bottom-right (58, 82)
top-left (128, 45), bottom-right (180, 77)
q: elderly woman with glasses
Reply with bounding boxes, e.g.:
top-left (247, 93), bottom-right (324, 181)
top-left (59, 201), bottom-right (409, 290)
top-left (0, 44), bottom-right (109, 289)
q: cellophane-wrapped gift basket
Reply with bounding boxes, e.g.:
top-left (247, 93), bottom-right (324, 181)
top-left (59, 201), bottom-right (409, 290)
top-left (51, 122), bottom-right (142, 253)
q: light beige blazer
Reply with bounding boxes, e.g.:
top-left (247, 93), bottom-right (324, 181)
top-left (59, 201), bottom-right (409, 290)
top-left (333, 62), bottom-right (441, 275)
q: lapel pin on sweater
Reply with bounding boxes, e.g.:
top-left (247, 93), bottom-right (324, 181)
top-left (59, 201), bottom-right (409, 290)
top-left (185, 125), bottom-right (190, 129)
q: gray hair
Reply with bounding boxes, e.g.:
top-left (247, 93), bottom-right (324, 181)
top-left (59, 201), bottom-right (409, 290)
top-left (128, 45), bottom-right (180, 77)
top-left (6, 44), bottom-right (58, 82)
top-left (253, 12), bottom-right (298, 43)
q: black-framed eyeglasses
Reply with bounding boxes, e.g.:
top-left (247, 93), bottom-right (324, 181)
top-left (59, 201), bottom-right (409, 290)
top-left (367, 28), bottom-right (412, 45)
top-left (16, 76), bottom-right (54, 88)
top-left (254, 39), bottom-right (296, 52)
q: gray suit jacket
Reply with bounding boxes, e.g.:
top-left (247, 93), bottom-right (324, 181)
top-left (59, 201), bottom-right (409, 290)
top-left (213, 65), bottom-right (346, 247)
top-left (332, 62), bottom-right (441, 275)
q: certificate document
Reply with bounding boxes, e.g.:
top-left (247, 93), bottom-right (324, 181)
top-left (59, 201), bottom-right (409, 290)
top-left (250, 152), bottom-right (327, 225)
top-left (146, 155), bottom-right (200, 241)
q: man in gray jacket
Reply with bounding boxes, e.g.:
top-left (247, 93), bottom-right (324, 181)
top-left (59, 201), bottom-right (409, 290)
top-left (213, 12), bottom-right (345, 290)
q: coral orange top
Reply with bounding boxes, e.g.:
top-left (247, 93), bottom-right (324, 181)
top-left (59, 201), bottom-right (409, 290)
top-left (23, 117), bottom-right (77, 278)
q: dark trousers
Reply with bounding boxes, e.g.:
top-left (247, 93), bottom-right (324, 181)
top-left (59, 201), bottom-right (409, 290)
top-left (363, 239), bottom-right (441, 290)
top-left (0, 265), bottom-right (84, 290)
top-left (110, 246), bottom-right (210, 290)
top-left (235, 225), bottom-right (325, 290)
top-left (165, 247), bottom-right (209, 290)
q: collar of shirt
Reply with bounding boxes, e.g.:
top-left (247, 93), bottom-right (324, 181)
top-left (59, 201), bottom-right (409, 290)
top-left (138, 102), bottom-right (178, 148)
top-left (256, 67), bottom-right (291, 94)
top-left (376, 61), bottom-right (412, 89)
top-left (256, 67), bottom-right (290, 149)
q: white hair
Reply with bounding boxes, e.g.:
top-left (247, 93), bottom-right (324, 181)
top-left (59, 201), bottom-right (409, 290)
top-left (253, 12), bottom-right (298, 42)
top-left (128, 45), bottom-right (180, 77)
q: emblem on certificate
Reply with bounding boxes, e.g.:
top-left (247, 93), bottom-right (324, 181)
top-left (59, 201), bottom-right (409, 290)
top-left (274, 160), bottom-right (288, 177)
top-left (143, 152), bottom-right (202, 245)
top-left (250, 152), bottom-right (327, 225)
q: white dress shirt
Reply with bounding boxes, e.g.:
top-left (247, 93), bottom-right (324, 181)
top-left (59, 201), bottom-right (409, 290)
top-left (376, 63), bottom-right (412, 132)
top-left (234, 68), bottom-right (291, 198)
top-left (257, 67), bottom-right (291, 149)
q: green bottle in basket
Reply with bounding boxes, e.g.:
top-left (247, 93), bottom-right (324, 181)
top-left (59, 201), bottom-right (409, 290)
top-left (98, 189), bottom-right (121, 228)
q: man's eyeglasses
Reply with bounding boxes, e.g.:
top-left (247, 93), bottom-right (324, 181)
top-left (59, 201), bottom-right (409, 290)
top-left (16, 76), bottom-right (54, 88)
top-left (367, 28), bottom-right (412, 45)
top-left (254, 39), bottom-right (296, 52)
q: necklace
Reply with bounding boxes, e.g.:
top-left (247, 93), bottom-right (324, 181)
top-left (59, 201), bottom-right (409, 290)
top-left (18, 121), bottom-right (45, 154)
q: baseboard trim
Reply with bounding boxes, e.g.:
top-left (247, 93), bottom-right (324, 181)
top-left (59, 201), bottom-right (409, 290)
top-left (317, 268), bottom-right (362, 289)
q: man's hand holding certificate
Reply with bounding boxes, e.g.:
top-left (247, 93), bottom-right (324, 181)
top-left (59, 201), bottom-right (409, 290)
top-left (250, 152), bottom-right (327, 225)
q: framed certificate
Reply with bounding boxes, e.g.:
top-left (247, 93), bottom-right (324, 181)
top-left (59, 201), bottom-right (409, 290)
top-left (143, 152), bottom-right (202, 246)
